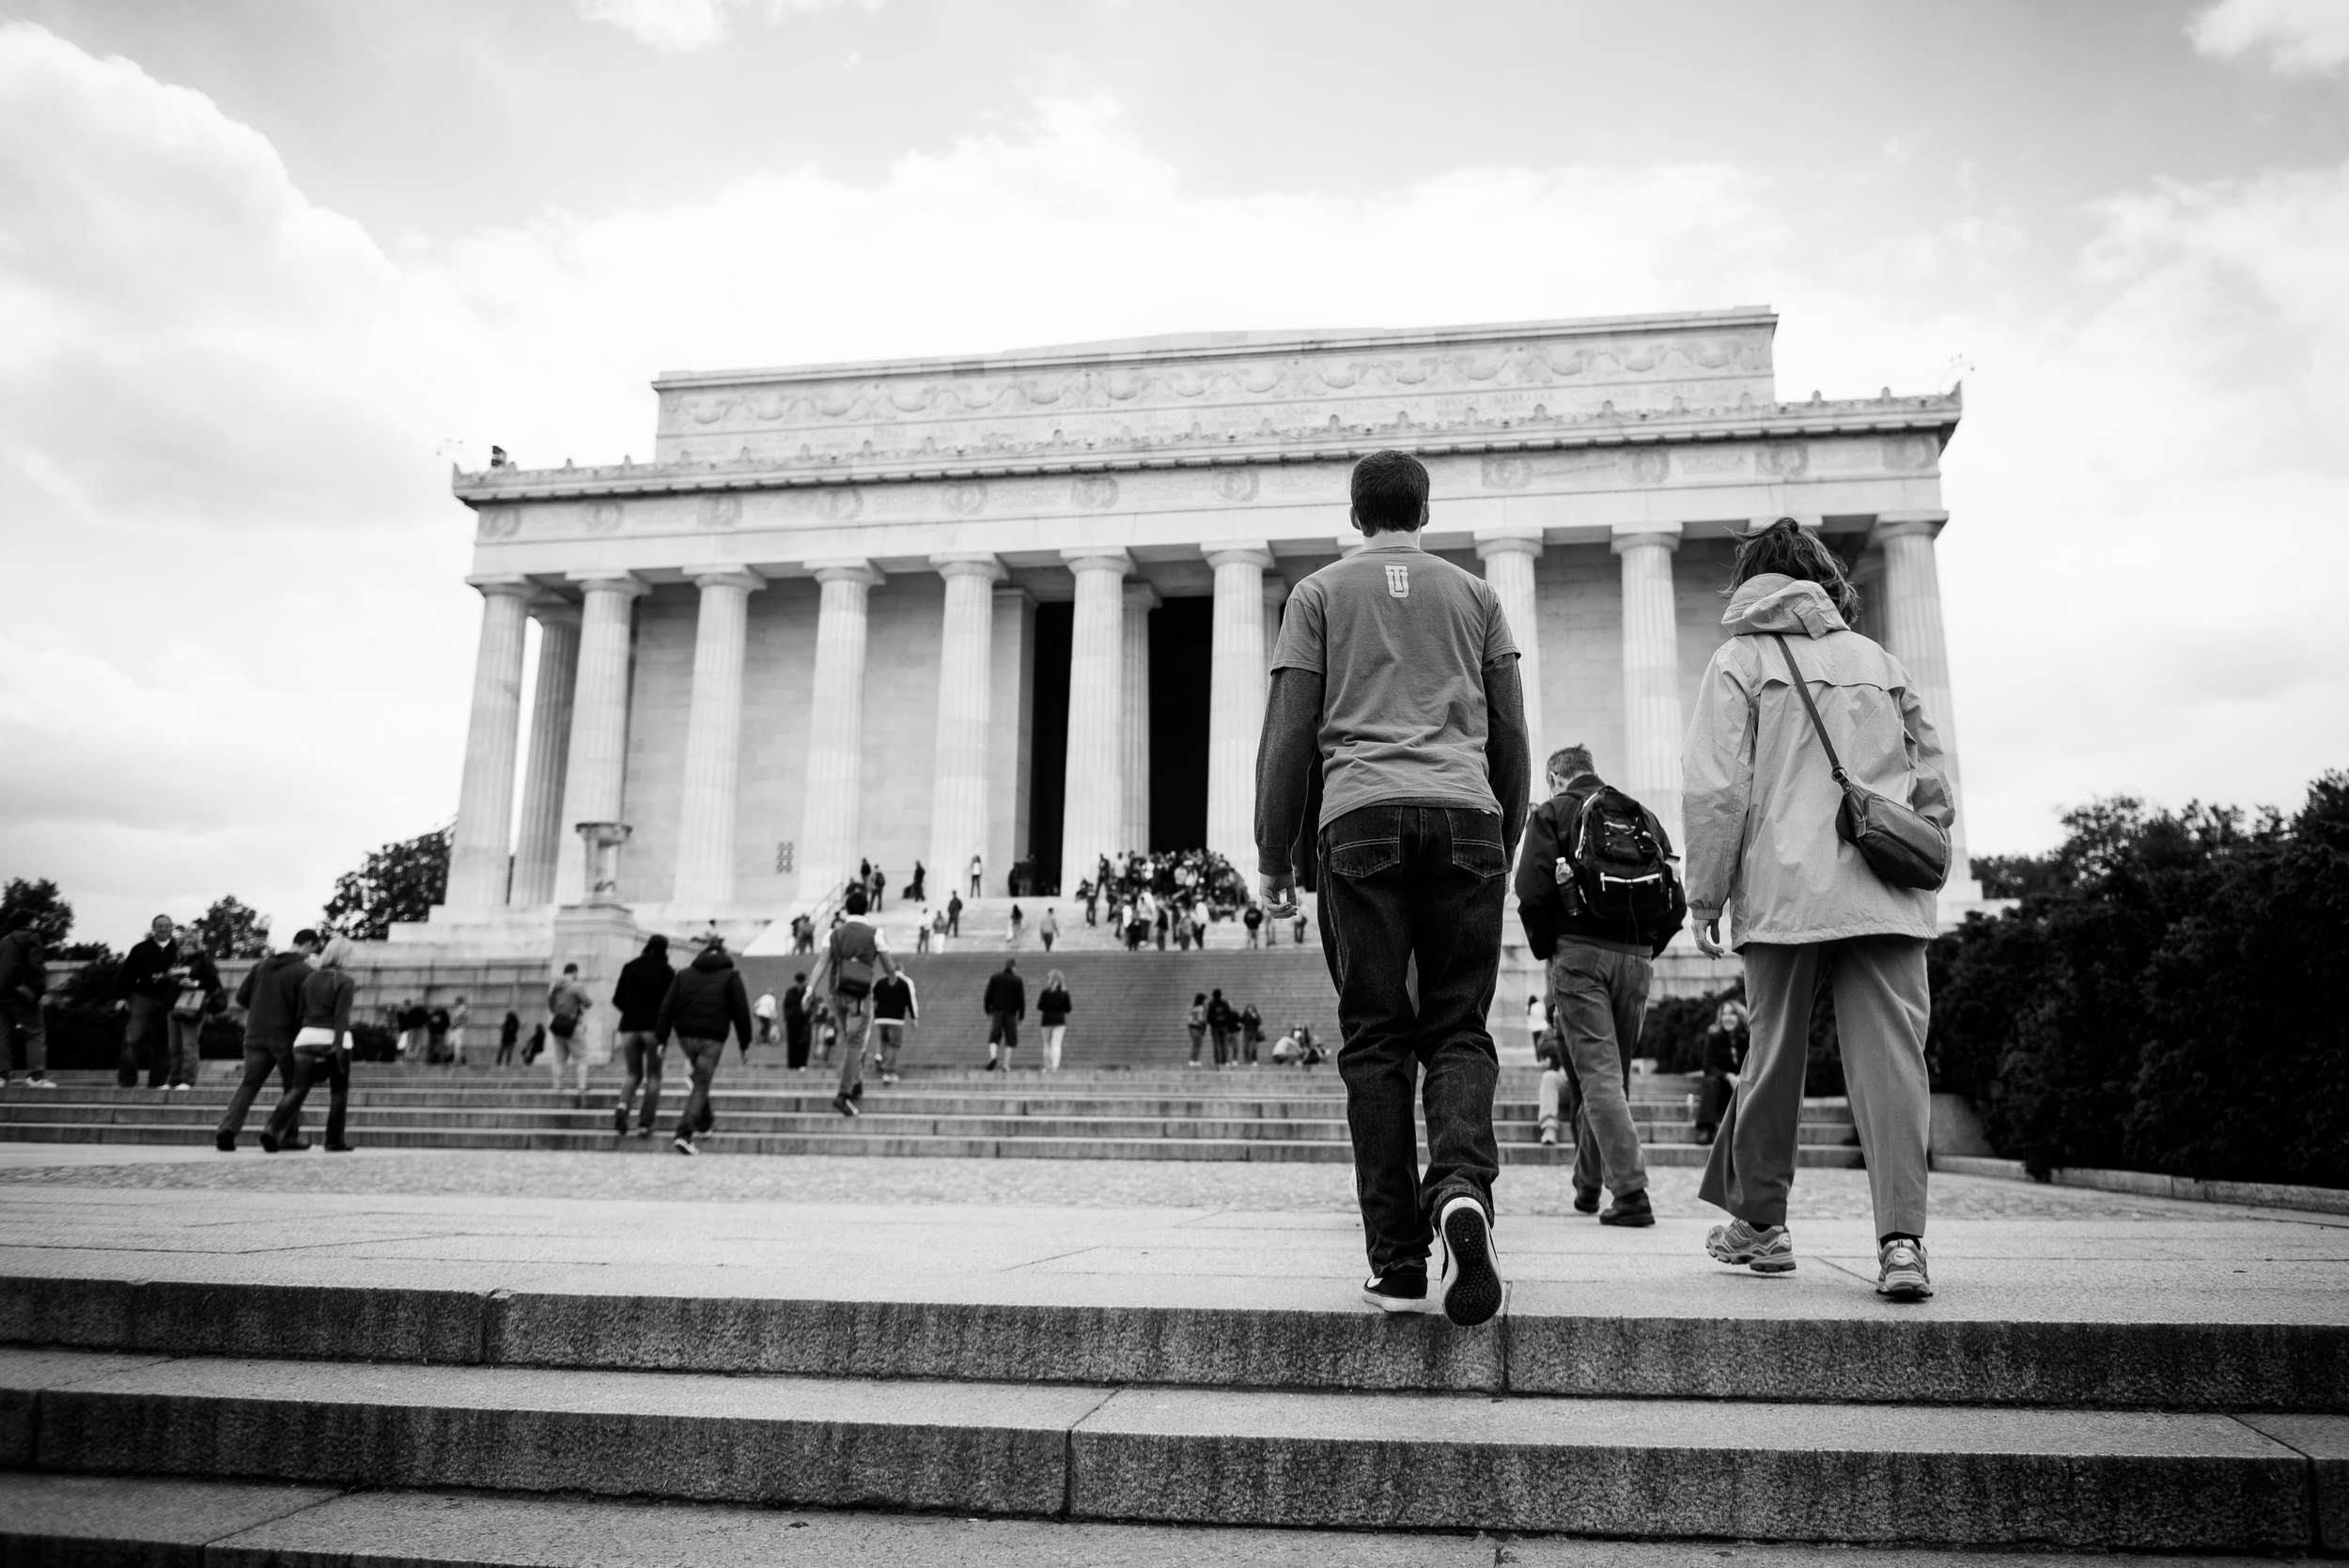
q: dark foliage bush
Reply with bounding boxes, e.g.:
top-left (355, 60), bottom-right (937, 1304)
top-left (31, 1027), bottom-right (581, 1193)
top-left (1931, 774), bottom-right (2348, 1188)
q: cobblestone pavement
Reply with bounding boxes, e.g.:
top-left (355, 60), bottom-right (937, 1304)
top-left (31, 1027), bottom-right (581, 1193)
top-left (0, 1144), bottom-right (2314, 1224)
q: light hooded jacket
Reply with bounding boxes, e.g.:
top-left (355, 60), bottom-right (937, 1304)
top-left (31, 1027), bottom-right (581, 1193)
top-left (1680, 573), bottom-right (1953, 947)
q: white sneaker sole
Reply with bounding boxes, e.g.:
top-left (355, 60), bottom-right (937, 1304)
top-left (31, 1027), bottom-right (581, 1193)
top-left (1360, 1284), bottom-right (1440, 1315)
top-left (1437, 1197), bottom-right (1502, 1327)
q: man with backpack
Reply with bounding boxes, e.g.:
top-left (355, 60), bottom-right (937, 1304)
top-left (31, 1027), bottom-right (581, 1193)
top-left (654, 935), bottom-right (753, 1153)
top-left (1513, 744), bottom-right (1687, 1228)
top-left (807, 885), bottom-right (896, 1116)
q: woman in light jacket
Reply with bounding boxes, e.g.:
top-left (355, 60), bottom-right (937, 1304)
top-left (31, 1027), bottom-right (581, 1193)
top-left (1680, 520), bottom-right (1952, 1301)
top-left (264, 936), bottom-right (358, 1154)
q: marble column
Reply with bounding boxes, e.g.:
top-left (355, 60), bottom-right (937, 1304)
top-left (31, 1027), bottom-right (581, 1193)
top-left (1613, 525), bottom-right (1687, 851)
top-left (1204, 544), bottom-right (1273, 871)
top-left (552, 572), bottom-right (648, 907)
top-left (988, 586), bottom-right (1037, 893)
top-left (1874, 510), bottom-right (1980, 901)
top-left (1059, 549), bottom-right (1130, 893)
top-left (670, 567), bottom-right (765, 910)
top-left (929, 553), bottom-right (1003, 889)
top-left (509, 600), bottom-right (581, 908)
top-left (799, 560), bottom-right (883, 908)
top-left (444, 578), bottom-right (534, 913)
top-left (1121, 582), bottom-right (1158, 852)
top-left (1476, 529), bottom-right (1546, 800)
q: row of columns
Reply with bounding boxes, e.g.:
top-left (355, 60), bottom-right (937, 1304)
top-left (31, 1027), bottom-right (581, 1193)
top-left (443, 511), bottom-right (1968, 918)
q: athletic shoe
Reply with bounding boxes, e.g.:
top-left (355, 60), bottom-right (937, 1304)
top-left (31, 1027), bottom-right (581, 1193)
top-left (1877, 1237), bottom-right (1934, 1300)
top-left (1598, 1189), bottom-right (1656, 1228)
top-left (257, 1131), bottom-right (279, 1154)
top-left (831, 1093), bottom-right (860, 1118)
top-left (633, 1126), bottom-right (652, 1140)
top-left (1706, 1218), bottom-right (1797, 1274)
top-left (170, 1083), bottom-right (191, 1093)
top-left (1361, 1264), bottom-right (1438, 1314)
top-left (28, 1078), bottom-right (54, 1089)
top-left (1572, 1186), bottom-right (1600, 1215)
top-left (1436, 1195), bottom-right (1502, 1327)
top-left (213, 1135), bottom-right (236, 1153)
top-left (613, 1108), bottom-right (630, 1137)
top-left (1538, 1126), bottom-right (1556, 1146)
top-left (672, 1135), bottom-right (697, 1156)
top-left (325, 1142), bottom-right (354, 1153)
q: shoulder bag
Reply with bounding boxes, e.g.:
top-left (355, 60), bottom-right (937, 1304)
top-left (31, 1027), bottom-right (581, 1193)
top-left (1770, 634), bottom-right (1951, 893)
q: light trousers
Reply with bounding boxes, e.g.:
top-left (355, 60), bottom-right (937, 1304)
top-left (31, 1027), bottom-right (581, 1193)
top-left (1700, 936), bottom-right (1932, 1239)
top-left (1548, 941), bottom-right (1651, 1198)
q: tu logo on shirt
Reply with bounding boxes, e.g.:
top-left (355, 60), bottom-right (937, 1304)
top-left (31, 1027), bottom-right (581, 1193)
top-left (1384, 564), bottom-right (1409, 598)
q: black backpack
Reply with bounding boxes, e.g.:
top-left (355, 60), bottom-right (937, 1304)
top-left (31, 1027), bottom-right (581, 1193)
top-left (1562, 785), bottom-right (1686, 941)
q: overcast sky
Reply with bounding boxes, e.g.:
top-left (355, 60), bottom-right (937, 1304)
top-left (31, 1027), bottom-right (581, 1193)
top-left (6, 0), bottom-right (2348, 946)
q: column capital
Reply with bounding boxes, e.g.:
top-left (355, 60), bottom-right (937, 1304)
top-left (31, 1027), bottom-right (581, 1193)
top-left (930, 551), bottom-right (1006, 582)
top-left (467, 574), bottom-right (537, 600)
top-left (1202, 542), bottom-right (1273, 571)
top-left (1746, 513), bottom-right (1823, 536)
top-left (1610, 520), bottom-right (1683, 556)
top-left (990, 582), bottom-right (1036, 610)
top-left (809, 557), bottom-right (883, 588)
top-left (1124, 580), bottom-right (1161, 612)
top-left (1873, 509), bottom-right (1949, 544)
top-left (1473, 526), bottom-right (1546, 560)
top-left (692, 566), bottom-right (767, 593)
top-left (564, 569), bottom-right (650, 598)
top-left (528, 596), bottom-right (582, 629)
top-left (1061, 547), bottom-right (1134, 576)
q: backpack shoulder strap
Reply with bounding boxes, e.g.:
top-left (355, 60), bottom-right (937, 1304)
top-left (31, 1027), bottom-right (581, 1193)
top-left (1769, 633), bottom-right (1850, 785)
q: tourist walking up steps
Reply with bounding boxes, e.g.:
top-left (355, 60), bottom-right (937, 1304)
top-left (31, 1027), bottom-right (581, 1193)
top-left (783, 972), bottom-right (810, 1070)
top-left (808, 886), bottom-right (895, 1117)
top-left (656, 936), bottom-right (752, 1154)
top-left (981, 959), bottom-right (1024, 1071)
top-left (1254, 448), bottom-right (1531, 1327)
top-left (262, 937), bottom-right (357, 1153)
top-left (116, 915), bottom-right (184, 1089)
top-left (610, 934), bottom-right (673, 1140)
top-left (871, 964), bottom-right (916, 1084)
top-left (545, 964), bottom-right (593, 1094)
top-left (215, 930), bottom-right (321, 1151)
top-left (1038, 970), bottom-right (1071, 1071)
top-left (754, 986), bottom-right (777, 1048)
top-left (1186, 992), bottom-right (1207, 1067)
top-left (0, 919), bottom-right (53, 1088)
top-left (1513, 743), bottom-right (1687, 1229)
top-left (1682, 518), bottom-right (1953, 1302)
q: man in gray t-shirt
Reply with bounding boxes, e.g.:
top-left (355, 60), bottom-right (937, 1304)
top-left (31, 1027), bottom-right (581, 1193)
top-left (1254, 449), bottom-right (1531, 1328)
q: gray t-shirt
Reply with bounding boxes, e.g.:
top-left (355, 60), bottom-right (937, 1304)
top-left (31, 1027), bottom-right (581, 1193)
top-left (1270, 538), bottom-right (1519, 829)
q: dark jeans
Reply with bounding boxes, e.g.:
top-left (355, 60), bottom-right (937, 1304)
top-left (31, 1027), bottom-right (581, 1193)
top-left (1317, 804), bottom-right (1506, 1274)
top-left (1, 996), bottom-right (46, 1079)
top-left (215, 1041), bottom-right (298, 1143)
top-left (674, 1034), bottom-right (723, 1141)
top-left (120, 995), bottom-right (169, 1088)
top-left (786, 1018), bottom-right (809, 1069)
top-left (264, 1046), bottom-right (348, 1147)
top-left (618, 1030), bottom-right (664, 1130)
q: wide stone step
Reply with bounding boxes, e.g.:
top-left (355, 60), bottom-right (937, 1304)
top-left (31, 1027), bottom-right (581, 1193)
top-left (8, 1270), bottom-right (2341, 1412)
top-left (0, 1348), bottom-right (2322, 1547)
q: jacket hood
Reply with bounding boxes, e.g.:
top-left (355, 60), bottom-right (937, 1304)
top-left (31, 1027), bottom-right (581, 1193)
top-left (692, 945), bottom-right (734, 973)
top-left (263, 950), bottom-right (310, 974)
top-left (642, 935), bottom-right (669, 957)
top-left (1720, 573), bottom-right (1848, 639)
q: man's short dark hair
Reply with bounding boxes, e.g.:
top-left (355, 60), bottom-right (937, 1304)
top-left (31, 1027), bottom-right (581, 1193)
top-left (562, 962), bottom-right (578, 975)
top-left (1548, 745), bottom-right (1595, 781)
top-left (1350, 450), bottom-right (1430, 535)
top-left (794, 970), bottom-right (806, 982)
top-left (844, 886), bottom-right (868, 915)
top-left (292, 928), bottom-right (320, 948)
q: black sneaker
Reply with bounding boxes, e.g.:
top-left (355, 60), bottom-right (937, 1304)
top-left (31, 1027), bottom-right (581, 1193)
top-left (1436, 1195), bottom-right (1502, 1327)
top-left (1599, 1189), bottom-right (1656, 1228)
top-left (831, 1093), bottom-right (860, 1118)
top-left (1361, 1264), bottom-right (1436, 1314)
top-left (213, 1134), bottom-right (236, 1153)
top-left (1572, 1186), bottom-right (1601, 1215)
top-left (613, 1107), bottom-right (629, 1137)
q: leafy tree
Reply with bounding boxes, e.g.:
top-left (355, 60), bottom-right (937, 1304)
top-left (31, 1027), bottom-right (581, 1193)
top-left (0, 877), bottom-right (73, 946)
top-left (1972, 852), bottom-right (2063, 902)
top-left (192, 895), bottom-right (272, 959)
top-left (324, 826), bottom-right (452, 941)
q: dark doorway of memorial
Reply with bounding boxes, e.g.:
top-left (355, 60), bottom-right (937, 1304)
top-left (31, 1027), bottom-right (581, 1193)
top-left (1148, 596), bottom-right (1210, 850)
top-left (1026, 598), bottom-right (1073, 894)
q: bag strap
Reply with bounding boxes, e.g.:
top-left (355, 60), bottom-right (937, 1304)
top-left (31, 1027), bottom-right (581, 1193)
top-left (1769, 633), bottom-right (1852, 787)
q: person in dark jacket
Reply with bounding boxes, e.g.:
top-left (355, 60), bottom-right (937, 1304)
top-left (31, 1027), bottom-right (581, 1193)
top-left (263, 937), bottom-right (357, 1153)
top-left (214, 931), bottom-right (321, 1150)
top-left (655, 937), bottom-right (752, 1155)
top-left (0, 923), bottom-right (53, 1087)
top-left (1513, 745), bottom-right (1683, 1229)
top-left (498, 1010), bottom-right (521, 1066)
top-left (1695, 999), bottom-right (1750, 1145)
top-left (610, 934), bottom-right (673, 1139)
top-left (1206, 990), bottom-right (1237, 1068)
top-left (980, 960), bottom-right (1024, 1071)
top-left (783, 972), bottom-right (810, 1071)
top-left (116, 914), bottom-right (185, 1089)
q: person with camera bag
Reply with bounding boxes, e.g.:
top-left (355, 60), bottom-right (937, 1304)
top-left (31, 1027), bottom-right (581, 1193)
top-left (1682, 519), bottom-right (1953, 1301)
top-left (1514, 744), bottom-right (1686, 1228)
top-left (808, 884), bottom-right (894, 1118)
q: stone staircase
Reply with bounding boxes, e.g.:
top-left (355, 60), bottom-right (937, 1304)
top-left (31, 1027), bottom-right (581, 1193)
top-left (0, 1065), bottom-right (1860, 1165)
top-left (0, 1208), bottom-right (2341, 1559)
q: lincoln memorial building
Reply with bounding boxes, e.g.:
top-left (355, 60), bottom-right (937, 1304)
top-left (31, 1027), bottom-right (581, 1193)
top-left (413, 307), bottom-right (1978, 958)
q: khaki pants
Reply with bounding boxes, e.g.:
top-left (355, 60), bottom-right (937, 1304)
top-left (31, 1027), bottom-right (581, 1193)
top-left (1700, 936), bottom-right (1932, 1239)
top-left (1548, 941), bottom-right (1651, 1199)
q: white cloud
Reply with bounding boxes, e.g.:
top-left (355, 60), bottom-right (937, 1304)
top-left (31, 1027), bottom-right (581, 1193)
top-left (2188, 0), bottom-right (2349, 74)
top-left (576, 0), bottom-right (881, 54)
top-left (6, 22), bottom-right (2348, 942)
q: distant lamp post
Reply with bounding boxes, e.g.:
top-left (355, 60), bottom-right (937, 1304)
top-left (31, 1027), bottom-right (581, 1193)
top-left (573, 821), bottom-right (632, 905)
